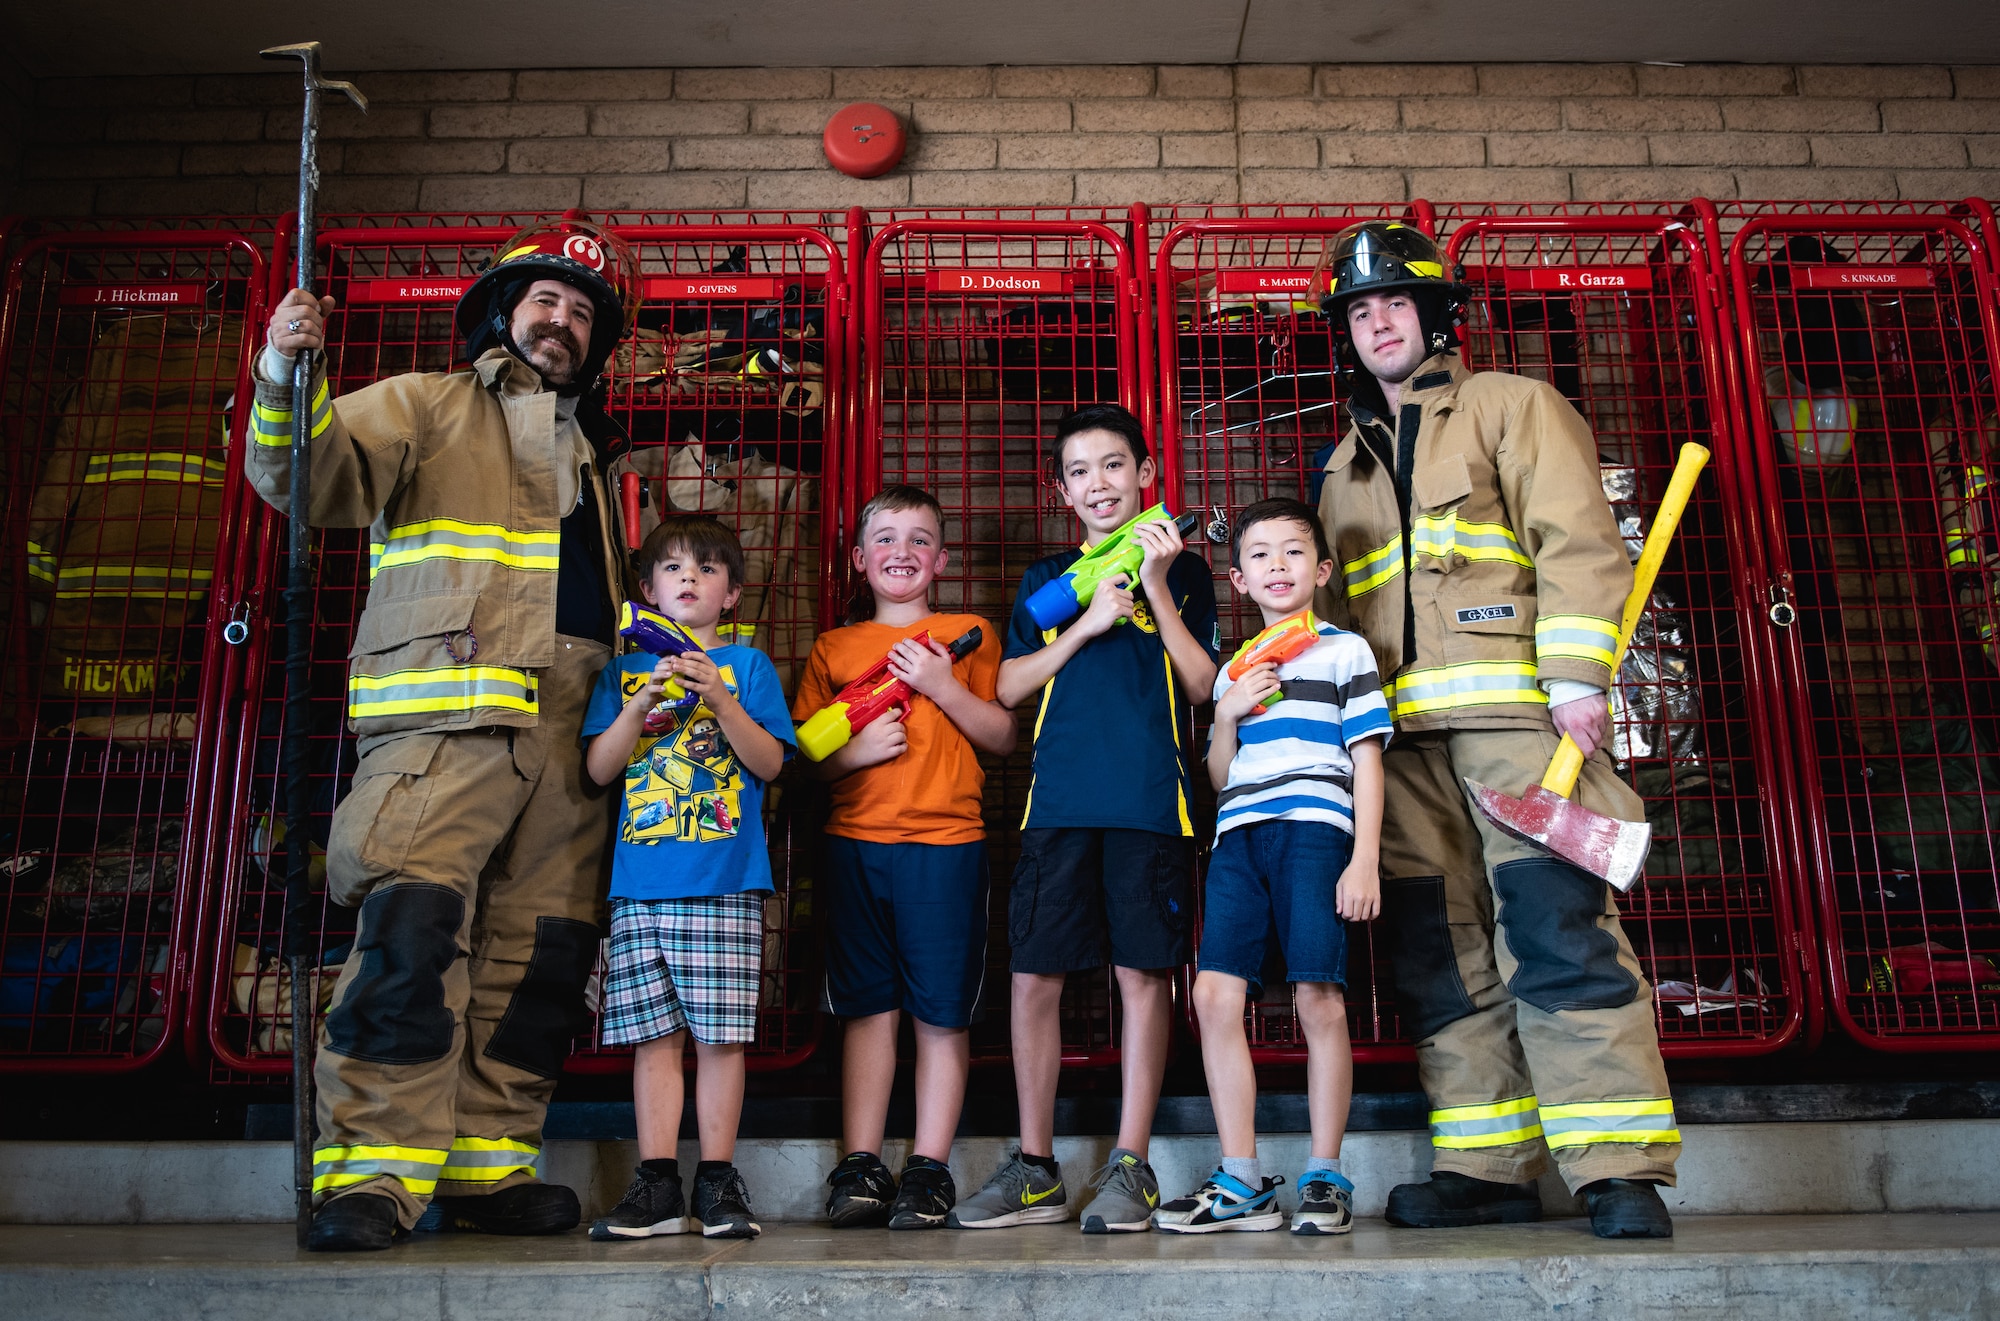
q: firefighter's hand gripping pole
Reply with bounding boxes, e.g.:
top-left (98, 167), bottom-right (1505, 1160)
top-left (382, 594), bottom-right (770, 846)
top-left (1467, 443), bottom-right (1710, 893)
top-left (262, 40), bottom-right (365, 1249)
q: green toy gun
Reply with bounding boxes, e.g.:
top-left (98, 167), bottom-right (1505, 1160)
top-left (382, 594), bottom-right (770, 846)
top-left (1023, 504), bottom-right (1203, 631)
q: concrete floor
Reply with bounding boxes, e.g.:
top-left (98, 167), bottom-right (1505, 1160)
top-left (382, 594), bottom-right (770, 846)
top-left (3, 1216), bottom-right (1997, 1320)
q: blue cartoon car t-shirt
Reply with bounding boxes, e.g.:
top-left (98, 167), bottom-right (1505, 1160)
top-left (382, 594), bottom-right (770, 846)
top-left (581, 643), bottom-right (796, 900)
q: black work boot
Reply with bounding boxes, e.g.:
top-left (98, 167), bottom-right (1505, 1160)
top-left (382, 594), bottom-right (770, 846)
top-left (430, 1182), bottom-right (582, 1235)
top-left (1385, 1171), bottom-right (1543, 1228)
top-left (1581, 1178), bottom-right (1674, 1238)
top-left (307, 1192), bottom-right (407, 1251)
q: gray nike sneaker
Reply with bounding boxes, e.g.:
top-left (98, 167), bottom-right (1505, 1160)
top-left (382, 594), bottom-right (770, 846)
top-left (946, 1152), bottom-right (1069, 1229)
top-left (1079, 1148), bottom-right (1160, 1233)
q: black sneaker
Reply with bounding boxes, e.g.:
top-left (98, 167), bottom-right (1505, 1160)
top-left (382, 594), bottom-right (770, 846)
top-left (590, 1165), bottom-right (688, 1240)
top-left (1385, 1171), bottom-right (1542, 1228)
top-left (306, 1192), bottom-right (406, 1252)
top-left (825, 1151), bottom-right (897, 1228)
top-left (692, 1163), bottom-right (762, 1239)
top-left (887, 1158), bottom-right (956, 1231)
top-left (1582, 1178), bottom-right (1673, 1239)
top-left (430, 1182), bottom-right (581, 1236)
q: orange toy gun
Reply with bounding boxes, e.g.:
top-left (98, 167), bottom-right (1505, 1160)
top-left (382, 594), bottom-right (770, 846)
top-left (1226, 609), bottom-right (1319, 714)
top-left (797, 626), bottom-right (983, 762)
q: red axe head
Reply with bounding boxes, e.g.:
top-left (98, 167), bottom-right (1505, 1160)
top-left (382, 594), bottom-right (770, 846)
top-left (1467, 780), bottom-right (1651, 893)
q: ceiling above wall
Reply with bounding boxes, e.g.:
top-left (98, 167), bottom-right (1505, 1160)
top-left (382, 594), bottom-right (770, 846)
top-left (15, 0), bottom-right (2000, 76)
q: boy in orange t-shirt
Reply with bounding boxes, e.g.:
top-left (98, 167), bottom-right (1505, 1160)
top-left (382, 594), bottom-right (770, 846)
top-left (794, 485), bottom-right (1015, 1231)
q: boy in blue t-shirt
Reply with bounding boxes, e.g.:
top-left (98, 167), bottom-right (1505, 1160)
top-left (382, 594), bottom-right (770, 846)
top-left (1155, 498), bottom-right (1390, 1237)
top-left (579, 515), bottom-right (795, 1243)
top-left (952, 403), bottom-right (1220, 1235)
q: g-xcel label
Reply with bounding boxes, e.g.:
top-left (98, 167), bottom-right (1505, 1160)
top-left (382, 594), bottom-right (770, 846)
top-left (1456, 604), bottom-right (1518, 624)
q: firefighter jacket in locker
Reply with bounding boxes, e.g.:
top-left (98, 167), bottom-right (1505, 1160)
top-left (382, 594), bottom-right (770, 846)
top-left (26, 314), bottom-right (244, 700)
top-left (243, 348), bottom-right (630, 743)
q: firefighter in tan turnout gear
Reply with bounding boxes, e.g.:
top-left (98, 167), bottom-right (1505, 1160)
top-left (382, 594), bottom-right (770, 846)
top-left (248, 219), bottom-right (638, 1251)
top-left (1313, 223), bottom-right (1679, 1239)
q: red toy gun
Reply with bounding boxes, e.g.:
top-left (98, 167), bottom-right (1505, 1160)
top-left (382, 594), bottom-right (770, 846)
top-left (796, 626), bottom-right (983, 762)
top-left (1226, 608), bottom-right (1319, 714)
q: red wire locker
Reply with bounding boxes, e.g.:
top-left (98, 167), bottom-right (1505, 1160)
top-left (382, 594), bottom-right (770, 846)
top-left (860, 217), bottom-right (1146, 1068)
top-left (1725, 210), bottom-right (2000, 1052)
top-left (193, 217), bottom-right (843, 1080)
top-left (0, 229), bottom-right (266, 1071)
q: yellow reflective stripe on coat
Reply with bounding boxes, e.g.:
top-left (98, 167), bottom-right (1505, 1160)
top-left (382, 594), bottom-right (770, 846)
top-left (54, 562), bottom-right (214, 599)
top-left (81, 450), bottom-right (229, 486)
top-left (348, 666), bottom-right (538, 719)
top-left (1535, 613), bottom-right (1621, 669)
top-left (1343, 534), bottom-right (1404, 597)
top-left (252, 378), bottom-right (332, 447)
top-left (439, 1136), bottom-right (540, 1183)
top-left (377, 518), bottom-right (560, 573)
top-left (1388, 660), bottom-right (1546, 719)
top-left (1430, 1095), bottom-right (1544, 1149)
top-left (1344, 517), bottom-right (1529, 598)
top-left (311, 1143), bottom-right (447, 1196)
top-left (1946, 466), bottom-right (1988, 566)
top-left (369, 541), bottom-right (384, 584)
top-left (25, 540), bottom-right (57, 585)
top-left (1538, 1098), bottom-right (1681, 1149)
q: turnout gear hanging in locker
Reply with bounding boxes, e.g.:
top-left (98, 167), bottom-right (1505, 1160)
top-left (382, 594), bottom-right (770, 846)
top-left (1316, 341), bottom-right (1679, 1196)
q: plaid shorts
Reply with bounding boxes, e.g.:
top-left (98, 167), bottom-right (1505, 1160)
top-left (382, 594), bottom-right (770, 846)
top-left (600, 892), bottom-right (765, 1046)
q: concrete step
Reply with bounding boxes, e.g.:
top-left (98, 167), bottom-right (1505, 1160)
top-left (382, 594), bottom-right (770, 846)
top-left (4, 1217), bottom-right (1997, 1320)
top-left (4, 1119), bottom-right (1996, 1225)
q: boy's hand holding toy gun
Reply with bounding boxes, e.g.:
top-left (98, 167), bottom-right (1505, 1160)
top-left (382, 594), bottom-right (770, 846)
top-left (1228, 609), bottom-right (1318, 715)
top-left (618, 601), bottom-right (707, 711)
top-left (797, 627), bottom-right (983, 762)
top-left (1022, 504), bottom-right (1204, 631)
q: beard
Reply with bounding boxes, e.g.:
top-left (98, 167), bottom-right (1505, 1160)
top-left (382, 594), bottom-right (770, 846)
top-left (518, 322), bottom-right (585, 384)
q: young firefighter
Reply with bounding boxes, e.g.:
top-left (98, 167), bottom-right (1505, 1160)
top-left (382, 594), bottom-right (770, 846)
top-left (581, 515), bottom-right (795, 1241)
top-left (1155, 499), bottom-right (1389, 1236)
top-left (954, 403), bottom-right (1220, 1234)
top-left (796, 485), bottom-right (1015, 1230)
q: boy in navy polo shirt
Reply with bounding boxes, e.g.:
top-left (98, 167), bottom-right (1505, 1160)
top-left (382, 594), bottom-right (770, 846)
top-left (951, 404), bottom-right (1219, 1234)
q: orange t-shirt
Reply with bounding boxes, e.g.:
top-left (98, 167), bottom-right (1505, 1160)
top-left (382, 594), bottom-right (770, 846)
top-left (791, 613), bottom-right (1001, 846)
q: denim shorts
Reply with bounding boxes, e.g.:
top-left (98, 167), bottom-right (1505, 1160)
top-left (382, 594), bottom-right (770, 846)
top-left (1197, 818), bottom-right (1353, 992)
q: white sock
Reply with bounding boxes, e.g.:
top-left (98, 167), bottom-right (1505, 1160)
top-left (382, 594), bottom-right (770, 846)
top-left (1308, 1156), bottom-right (1343, 1174)
top-left (1221, 1156), bottom-right (1261, 1186)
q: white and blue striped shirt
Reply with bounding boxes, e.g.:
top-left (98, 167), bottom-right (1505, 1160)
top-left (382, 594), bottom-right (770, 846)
top-left (1211, 622), bottom-right (1392, 843)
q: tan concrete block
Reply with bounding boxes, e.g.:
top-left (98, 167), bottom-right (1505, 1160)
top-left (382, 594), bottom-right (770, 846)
top-left (582, 173), bottom-right (750, 211)
top-left (911, 100), bottom-right (1071, 133)
top-left (418, 175), bottom-right (582, 211)
top-left (1812, 133), bottom-right (1968, 169)
top-left (1798, 66), bottom-right (1954, 99)
top-left (38, 76), bottom-right (192, 109)
top-left (431, 104), bottom-right (590, 139)
top-left (996, 66), bottom-right (1154, 98)
top-left (1487, 131), bottom-right (1646, 167)
top-left (1650, 132), bottom-right (1809, 166)
top-left (675, 68), bottom-right (832, 100)
top-left (1633, 64), bottom-right (1796, 96)
top-left (1897, 168), bottom-right (2000, 198)
top-left (904, 135), bottom-right (998, 170)
top-left (835, 67), bottom-right (993, 99)
top-left (1235, 66), bottom-right (1313, 98)
top-left (344, 140), bottom-right (506, 175)
top-left (1158, 66), bottom-right (1234, 99)
top-left (1237, 100), bottom-right (1399, 132)
top-left (1884, 100), bottom-right (2000, 132)
top-left (516, 70), bottom-right (675, 101)
top-left (95, 178), bottom-right (260, 213)
top-left (1477, 64), bottom-right (1637, 97)
top-left (1567, 98), bottom-right (1726, 132)
top-left (305, 175), bottom-right (422, 214)
top-left (670, 136), bottom-right (825, 171)
top-left (22, 143), bottom-right (178, 180)
top-left (184, 142), bottom-right (339, 176)
top-left (267, 104), bottom-right (427, 142)
top-left (1970, 137), bottom-right (2000, 167)
top-left (1408, 167), bottom-right (1572, 202)
top-left (910, 170), bottom-right (1073, 206)
top-left (1161, 134), bottom-right (1239, 169)
top-left (593, 103), bottom-right (750, 136)
top-left (509, 138), bottom-right (675, 174)
top-left (103, 107), bottom-right (264, 142)
top-left (1956, 67), bottom-right (2000, 98)
top-left (1722, 98), bottom-right (1879, 132)
top-left (1326, 132), bottom-right (1485, 168)
top-left (1405, 98), bottom-right (1559, 131)
top-left (752, 100), bottom-right (909, 136)
top-left (746, 170), bottom-right (910, 209)
top-left (194, 74), bottom-right (307, 106)
top-left (1240, 167), bottom-right (1406, 204)
top-left (1320, 65), bottom-right (1476, 97)
top-left (1570, 167), bottom-right (1738, 201)
top-left (1077, 168), bottom-right (1236, 205)
top-left (1734, 167), bottom-right (1900, 199)
top-left (1240, 134), bottom-right (1319, 169)
top-left (1075, 100), bottom-right (1235, 133)
top-left (998, 134), bottom-right (1159, 170)
top-left (359, 71), bottom-right (514, 102)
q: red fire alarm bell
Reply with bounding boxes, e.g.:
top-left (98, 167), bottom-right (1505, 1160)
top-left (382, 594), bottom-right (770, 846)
top-left (823, 102), bottom-right (906, 178)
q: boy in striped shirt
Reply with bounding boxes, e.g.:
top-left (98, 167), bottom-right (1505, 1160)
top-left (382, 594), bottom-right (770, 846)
top-left (1156, 498), bottom-right (1390, 1237)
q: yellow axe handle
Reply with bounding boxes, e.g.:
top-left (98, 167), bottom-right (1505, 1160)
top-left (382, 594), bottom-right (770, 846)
top-left (1539, 442), bottom-right (1711, 797)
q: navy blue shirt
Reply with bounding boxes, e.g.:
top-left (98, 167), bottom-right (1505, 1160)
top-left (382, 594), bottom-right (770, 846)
top-left (1005, 548), bottom-right (1219, 836)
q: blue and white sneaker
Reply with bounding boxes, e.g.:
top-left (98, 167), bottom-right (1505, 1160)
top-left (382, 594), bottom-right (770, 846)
top-left (1153, 1169), bottom-right (1285, 1234)
top-left (1291, 1168), bottom-right (1355, 1235)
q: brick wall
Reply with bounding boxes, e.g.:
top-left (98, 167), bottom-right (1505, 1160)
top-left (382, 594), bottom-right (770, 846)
top-left (4, 62), bottom-right (1998, 216)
